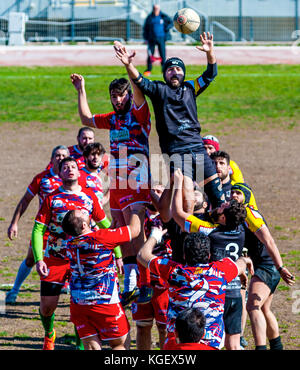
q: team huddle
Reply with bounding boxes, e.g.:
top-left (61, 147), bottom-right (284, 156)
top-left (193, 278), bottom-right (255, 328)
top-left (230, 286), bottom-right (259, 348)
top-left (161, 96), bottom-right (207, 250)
top-left (6, 33), bottom-right (295, 351)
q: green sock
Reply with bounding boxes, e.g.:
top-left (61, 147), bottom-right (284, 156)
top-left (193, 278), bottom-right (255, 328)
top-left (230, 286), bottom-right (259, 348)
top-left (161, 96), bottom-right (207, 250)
top-left (74, 326), bottom-right (84, 350)
top-left (39, 309), bottom-right (55, 337)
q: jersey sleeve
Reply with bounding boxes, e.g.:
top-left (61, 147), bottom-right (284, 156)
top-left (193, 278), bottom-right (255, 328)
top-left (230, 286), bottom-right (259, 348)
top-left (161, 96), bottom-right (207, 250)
top-left (27, 171), bottom-right (44, 197)
top-left (185, 63), bottom-right (217, 97)
top-left (148, 256), bottom-right (177, 282)
top-left (93, 226), bottom-right (131, 249)
top-left (34, 193), bottom-right (52, 227)
top-left (229, 160), bottom-right (244, 185)
top-left (92, 112), bottom-right (113, 129)
top-left (214, 257), bottom-right (239, 283)
top-left (88, 190), bottom-right (108, 224)
top-left (132, 100), bottom-right (151, 134)
top-left (185, 215), bottom-right (217, 235)
top-left (245, 207), bottom-right (266, 234)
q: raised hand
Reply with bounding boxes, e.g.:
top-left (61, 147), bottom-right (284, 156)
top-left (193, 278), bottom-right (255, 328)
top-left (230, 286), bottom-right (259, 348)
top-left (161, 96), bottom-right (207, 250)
top-left (114, 41), bottom-right (136, 66)
top-left (70, 73), bottom-right (85, 91)
top-left (196, 32), bottom-right (214, 53)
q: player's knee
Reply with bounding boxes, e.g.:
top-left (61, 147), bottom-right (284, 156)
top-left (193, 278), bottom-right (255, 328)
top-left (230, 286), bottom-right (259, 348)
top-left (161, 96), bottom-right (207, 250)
top-left (136, 319), bottom-right (153, 328)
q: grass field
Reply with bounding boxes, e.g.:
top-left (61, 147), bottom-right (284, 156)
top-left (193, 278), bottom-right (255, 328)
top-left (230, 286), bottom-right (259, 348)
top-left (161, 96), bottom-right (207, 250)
top-left (0, 63), bottom-right (299, 350)
top-left (0, 64), bottom-right (299, 131)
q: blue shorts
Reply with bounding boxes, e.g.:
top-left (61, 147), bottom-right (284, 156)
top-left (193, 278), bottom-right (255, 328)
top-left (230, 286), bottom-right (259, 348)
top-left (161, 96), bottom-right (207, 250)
top-left (169, 144), bottom-right (216, 182)
top-left (224, 296), bottom-right (243, 335)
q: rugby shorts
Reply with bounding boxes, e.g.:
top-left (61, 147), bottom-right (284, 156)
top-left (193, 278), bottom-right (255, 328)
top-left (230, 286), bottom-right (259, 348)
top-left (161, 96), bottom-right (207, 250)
top-left (223, 296), bottom-right (243, 335)
top-left (168, 145), bottom-right (216, 182)
top-left (254, 263), bottom-right (280, 294)
top-left (70, 301), bottom-right (130, 341)
top-left (131, 286), bottom-right (169, 325)
top-left (40, 255), bottom-right (70, 285)
top-left (109, 188), bottom-right (150, 211)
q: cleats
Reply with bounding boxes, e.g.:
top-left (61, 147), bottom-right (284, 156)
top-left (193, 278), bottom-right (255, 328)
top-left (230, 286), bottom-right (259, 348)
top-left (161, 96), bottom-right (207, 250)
top-left (136, 285), bottom-right (153, 304)
top-left (43, 329), bottom-right (56, 350)
top-left (5, 290), bottom-right (18, 304)
top-left (120, 287), bottom-right (140, 307)
top-left (240, 336), bottom-right (248, 348)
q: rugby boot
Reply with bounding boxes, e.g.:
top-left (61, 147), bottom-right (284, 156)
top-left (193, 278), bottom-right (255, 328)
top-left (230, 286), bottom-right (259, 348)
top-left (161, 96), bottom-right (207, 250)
top-left (43, 329), bottom-right (56, 350)
top-left (136, 285), bottom-right (153, 304)
top-left (121, 287), bottom-right (140, 307)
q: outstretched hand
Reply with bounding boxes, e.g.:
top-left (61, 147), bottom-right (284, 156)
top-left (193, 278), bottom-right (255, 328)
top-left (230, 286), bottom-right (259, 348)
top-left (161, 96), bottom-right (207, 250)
top-left (114, 41), bottom-right (136, 66)
top-left (70, 73), bottom-right (85, 91)
top-left (196, 32), bottom-right (214, 53)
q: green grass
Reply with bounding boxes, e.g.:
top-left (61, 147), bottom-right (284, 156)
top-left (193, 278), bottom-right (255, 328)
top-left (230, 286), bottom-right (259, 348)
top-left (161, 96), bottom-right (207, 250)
top-left (0, 64), bottom-right (299, 129)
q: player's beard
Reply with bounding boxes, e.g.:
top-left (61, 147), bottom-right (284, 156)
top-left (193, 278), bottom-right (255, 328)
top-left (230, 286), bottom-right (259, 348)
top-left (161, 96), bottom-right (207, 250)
top-left (165, 74), bottom-right (184, 88)
top-left (63, 178), bottom-right (78, 187)
top-left (112, 95), bottom-right (132, 116)
top-left (87, 159), bottom-right (99, 170)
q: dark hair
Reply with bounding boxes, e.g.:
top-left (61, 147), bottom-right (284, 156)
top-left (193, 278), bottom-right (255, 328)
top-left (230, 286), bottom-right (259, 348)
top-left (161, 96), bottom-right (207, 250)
top-left (62, 210), bottom-right (84, 237)
top-left (210, 150), bottom-right (230, 165)
top-left (175, 307), bottom-right (206, 343)
top-left (183, 233), bottom-right (211, 266)
top-left (223, 199), bottom-right (247, 229)
top-left (109, 78), bottom-right (132, 96)
top-left (77, 127), bottom-right (94, 138)
top-left (58, 156), bottom-right (78, 173)
top-left (83, 142), bottom-right (106, 158)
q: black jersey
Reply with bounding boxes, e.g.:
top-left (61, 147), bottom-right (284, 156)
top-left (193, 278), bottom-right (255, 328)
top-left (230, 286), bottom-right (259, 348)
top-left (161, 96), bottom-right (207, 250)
top-left (209, 224), bottom-right (245, 298)
top-left (136, 63), bottom-right (217, 155)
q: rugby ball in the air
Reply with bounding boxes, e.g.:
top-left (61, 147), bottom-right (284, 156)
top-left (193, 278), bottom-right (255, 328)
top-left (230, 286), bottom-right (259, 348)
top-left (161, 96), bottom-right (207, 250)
top-left (173, 8), bottom-right (200, 34)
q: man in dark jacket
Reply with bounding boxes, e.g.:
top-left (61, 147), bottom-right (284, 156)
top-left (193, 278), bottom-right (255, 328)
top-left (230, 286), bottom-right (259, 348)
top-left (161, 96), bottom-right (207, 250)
top-left (143, 4), bottom-right (173, 76)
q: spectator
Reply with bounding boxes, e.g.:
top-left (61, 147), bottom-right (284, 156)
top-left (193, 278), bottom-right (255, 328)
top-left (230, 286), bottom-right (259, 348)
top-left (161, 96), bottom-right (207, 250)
top-left (143, 4), bottom-right (173, 76)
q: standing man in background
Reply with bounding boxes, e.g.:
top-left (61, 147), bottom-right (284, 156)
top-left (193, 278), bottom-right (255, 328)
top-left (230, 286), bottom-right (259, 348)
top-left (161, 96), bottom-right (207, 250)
top-left (143, 3), bottom-right (173, 76)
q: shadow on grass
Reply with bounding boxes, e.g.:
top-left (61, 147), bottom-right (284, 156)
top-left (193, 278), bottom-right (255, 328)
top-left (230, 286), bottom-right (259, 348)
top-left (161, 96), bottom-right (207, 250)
top-left (0, 335), bottom-right (77, 350)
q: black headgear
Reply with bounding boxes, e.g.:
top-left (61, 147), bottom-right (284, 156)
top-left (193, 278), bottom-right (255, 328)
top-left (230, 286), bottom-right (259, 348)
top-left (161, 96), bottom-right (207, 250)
top-left (163, 57), bottom-right (186, 81)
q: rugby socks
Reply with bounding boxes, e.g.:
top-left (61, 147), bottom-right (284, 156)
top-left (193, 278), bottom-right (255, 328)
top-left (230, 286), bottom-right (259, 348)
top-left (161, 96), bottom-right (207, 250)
top-left (74, 326), bottom-right (84, 350)
top-left (204, 177), bottom-right (225, 209)
top-left (269, 336), bottom-right (283, 350)
top-left (123, 256), bottom-right (139, 292)
top-left (255, 345), bottom-right (267, 350)
top-left (39, 309), bottom-right (55, 338)
top-left (11, 259), bottom-right (32, 294)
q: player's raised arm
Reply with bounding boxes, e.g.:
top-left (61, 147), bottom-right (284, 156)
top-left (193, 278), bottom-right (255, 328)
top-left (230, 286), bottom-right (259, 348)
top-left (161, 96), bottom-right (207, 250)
top-left (113, 41), bottom-right (145, 107)
top-left (114, 41), bottom-right (141, 82)
top-left (70, 73), bottom-right (94, 127)
top-left (196, 31), bottom-right (216, 64)
top-left (171, 168), bottom-right (190, 230)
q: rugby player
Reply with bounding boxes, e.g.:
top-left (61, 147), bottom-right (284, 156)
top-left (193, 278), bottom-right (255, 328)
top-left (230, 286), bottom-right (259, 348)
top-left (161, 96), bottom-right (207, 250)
top-left (210, 150), bottom-right (233, 202)
top-left (6, 145), bottom-right (69, 304)
top-left (31, 157), bottom-right (110, 350)
top-left (203, 134), bottom-right (244, 185)
top-left (71, 72), bottom-right (152, 306)
top-left (114, 33), bottom-right (226, 214)
top-left (168, 307), bottom-right (215, 350)
top-left (138, 228), bottom-right (253, 350)
top-left (61, 207), bottom-right (143, 350)
top-left (172, 168), bottom-right (249, 350)
top-left (132, 183), bottom-right (170, 349)
top-left (231, 182), bottom-right (295, 350)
